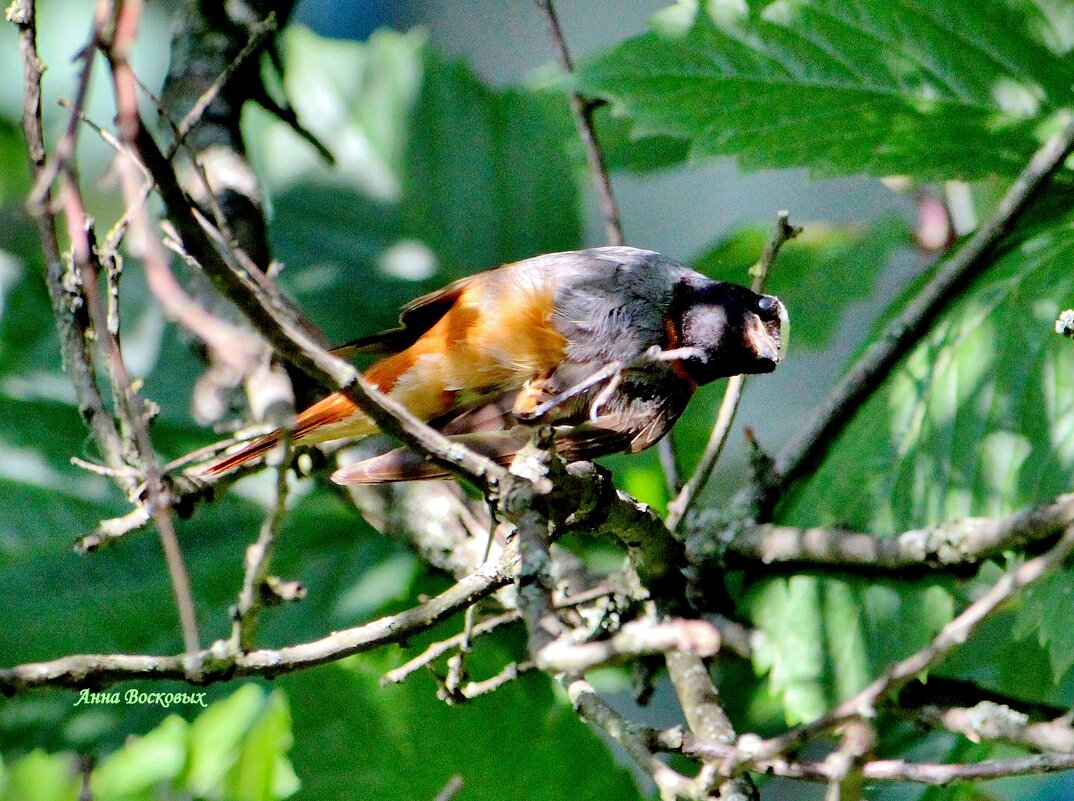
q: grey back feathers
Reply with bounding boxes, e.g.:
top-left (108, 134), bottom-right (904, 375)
top-left (545, 247), bottom-right (686, 364)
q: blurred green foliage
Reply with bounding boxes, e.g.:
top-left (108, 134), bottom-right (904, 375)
top-left (4, 1), bottom-right (1074, 800)
top-left (0, 686), bottom-right (298, 801)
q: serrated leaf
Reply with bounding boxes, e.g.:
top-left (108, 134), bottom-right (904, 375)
top-left (746, 575), bottom-right (954, 723)
top-left (751, 209), bottom-right (1074, 718)
top-left (784, 216), bottom-right (1074, 532)
top-left (747, 575), bottom-right (831, 722)
top-left (579, 0), bottom-right (1072, 180)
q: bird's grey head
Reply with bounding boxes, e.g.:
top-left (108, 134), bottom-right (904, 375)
top-left (674, 278), bottom-right (788, 385)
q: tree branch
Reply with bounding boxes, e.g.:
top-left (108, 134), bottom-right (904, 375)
top-left (130, 113), bottom-right (508, 491)
top-left (230, 430), bottom-right (295, 652)
top-left (721, 492), bottom-right (1074, 571)
top-left (533, 0), bottom-right (623, 247)
top-left (911, 701), bottom-right (1074, 753)
top-left (103, 0), bottom-right (202, 661)
top-left (565, 675), bottom-right (701, 800)
top-left (12, 0), bottom-right (129, 481)
top-left (538, 617), bottom-right (721, 674)
top-left (0, 549), bottom-right (515, 692)
top-left (683, 734), bottom-right (1074, 786)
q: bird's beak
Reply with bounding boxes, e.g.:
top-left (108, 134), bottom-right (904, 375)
top-left (776, 300), bottom-right (790, 359)
top-left (748, 297), bottom-right (788, 366)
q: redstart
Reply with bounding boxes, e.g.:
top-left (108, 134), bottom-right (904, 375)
top-left (203, 246), bottom-right (788, 484)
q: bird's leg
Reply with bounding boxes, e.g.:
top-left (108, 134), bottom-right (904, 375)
top-left (515, 360), bottom-right (624, 422)
top-left (589, 369), bottom-right (623, 421)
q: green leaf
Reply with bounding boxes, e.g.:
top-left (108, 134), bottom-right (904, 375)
top-left (1014, 570), bottom-right (1074, 682)
top-left (185, 685), bottom-right (267, 797)
top-left (579, 0), bottom-right (1073, 180)
top-left (0, 117), bottom-right (30, 207)
top-left (591, 104), bottom-right (692, 173)
top-left (746, 575), bottom-right (954, 723)
top-left (2, 688), bottom-right (299, 801)
top-left (784, 217), bottom-right (1074, 533)
top-left (401, 54), bottom-right (581, 273)
top-left (224, 691), bottom-right (300, 801)
top-left (0, 750), bottom-right (79, 801)
top-left (90, 715), bottom-right (189, 799)
top-left (0, 208), bottom-right (60, 378)
top-left (750, 209), bottom-right (1074, 719)
top-left (281, 653), bottom-right (643, 801)
top-left (255, 27), bottom-right (581, 345)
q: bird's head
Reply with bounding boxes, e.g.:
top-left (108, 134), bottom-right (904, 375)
top-left (675, 279), bottom-right (788, 385)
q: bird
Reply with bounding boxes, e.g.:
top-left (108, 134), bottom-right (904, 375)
top-left (202, 246), bottom-right (788, 485)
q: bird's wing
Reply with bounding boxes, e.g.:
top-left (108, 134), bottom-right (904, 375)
top-left (329, 274), bottom-right (479, 357)
top-left (329, 391), bottom-right (678, 485)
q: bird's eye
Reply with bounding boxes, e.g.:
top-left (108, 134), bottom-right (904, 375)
top-left (757, 295), bottom-right (778, 316)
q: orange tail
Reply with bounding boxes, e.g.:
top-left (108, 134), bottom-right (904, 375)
top-left (202, 434), bottom-right (283, 476)
top-left (201, 350), bottom-right (420, 477)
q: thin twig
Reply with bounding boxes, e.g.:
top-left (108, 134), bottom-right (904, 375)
top-left (683, 735), bottom-right (1074, 785)
top-left (25, 0), bottom-right (110, 210)
top-left (382, 584), bottom-right (614, 685)
top-left (666, 211), bottom-right (798, 530)
top-left (533, 0), bottom-right (623, 246)
top-left (538, 617), bottom-right (721, 673)
top-left (231, 429), bottom-right (293, 651)
top-left (171, 14), bottom-right (278, 152)
top-left (911, 702), bottom-right (1074, 753)
top-left (134, 72), bottom-right (240, 264)
top-left (442, 522), bottom-right (496, 698)
top-left (823, 722), bottom-right (874, 801)
top-left (385, 610), bottom-right (519, 686)
top-left (767, 112), bottom-right (1074, 512)
top-left (99, 0), bottom-right (201, 662)
top-left (459, 661), bottom-right (535, 699)
top-left (13, 0), bottom-right (130, 483)
top-left (60, 97), bottom-right (267, 373)
top-left (130, 114), bottom-right (508, 492)
top-left (529, 0), bottom-right (694, 505)
top-left (0, 549), bottom-right (516, 692)
top-left (565, 675), bottom-right (701, 799)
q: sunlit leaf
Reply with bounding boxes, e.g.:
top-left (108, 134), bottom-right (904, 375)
top-left (579, 0), bottom-right (1072, 179)
top-left (224, 691), bottom-right (300, 801)
top-left (748, 209), bottom-right (1074, 720)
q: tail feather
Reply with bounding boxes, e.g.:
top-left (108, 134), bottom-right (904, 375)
top-left (202, 432), bottom-right (282, 476)
top-left (331, 430), bottom-right (535, 485)
top-left (201, 388), bottom-right (380, 477)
